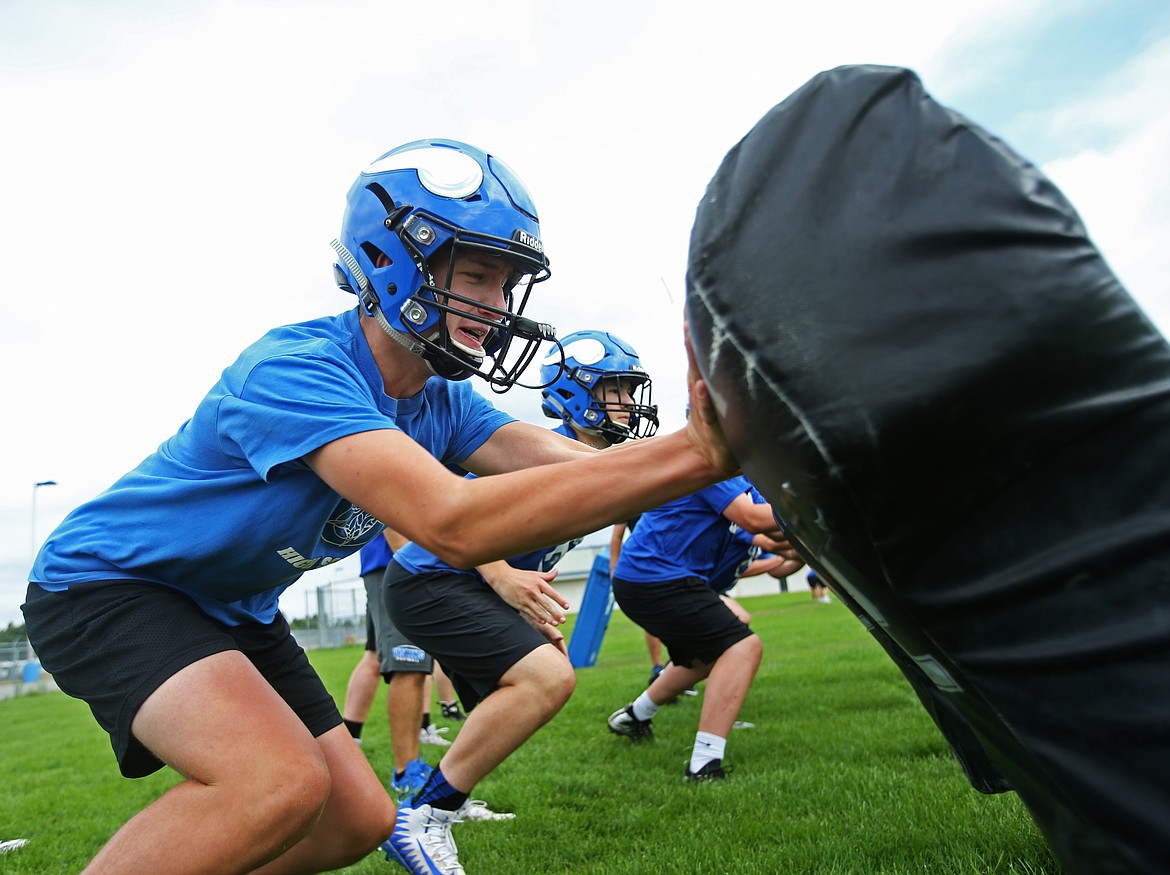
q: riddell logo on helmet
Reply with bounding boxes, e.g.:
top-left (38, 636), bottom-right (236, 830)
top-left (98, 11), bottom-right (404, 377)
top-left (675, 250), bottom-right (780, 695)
top-left (515, 230), bottom-right (543, 252)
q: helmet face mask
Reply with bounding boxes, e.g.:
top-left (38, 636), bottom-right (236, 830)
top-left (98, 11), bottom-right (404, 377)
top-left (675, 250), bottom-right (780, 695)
top-left (333, 140), bottom-right (552, 388)
top-left (540, 331), bottom-right (660, 444)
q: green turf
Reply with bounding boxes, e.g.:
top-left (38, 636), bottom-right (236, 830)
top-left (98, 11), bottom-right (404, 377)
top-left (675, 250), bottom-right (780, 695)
top-left (0, 593), bottom-right (1061, 873)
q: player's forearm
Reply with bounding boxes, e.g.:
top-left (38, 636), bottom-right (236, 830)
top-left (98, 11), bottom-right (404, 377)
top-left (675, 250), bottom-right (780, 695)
top-left (307, 412), bottom-right (732, 570)
top-left (435, 430), bottom-right (723, 569)
top-left (741, 503), bottom-right (784, 536)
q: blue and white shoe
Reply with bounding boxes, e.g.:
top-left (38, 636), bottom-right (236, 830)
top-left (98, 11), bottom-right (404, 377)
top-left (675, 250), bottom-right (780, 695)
top-left (382, 803), bottom-right (465, 875)
top-left (389, 757), bottom-right (433, 800)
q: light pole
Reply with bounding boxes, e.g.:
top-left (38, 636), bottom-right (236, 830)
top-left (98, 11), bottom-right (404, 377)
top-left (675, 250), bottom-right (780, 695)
top-left (30, 480), bottom-right (58, 568)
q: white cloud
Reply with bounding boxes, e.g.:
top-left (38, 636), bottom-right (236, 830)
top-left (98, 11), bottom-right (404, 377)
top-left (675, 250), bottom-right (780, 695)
top-left (1037, 36), bottom-right (1170, 330)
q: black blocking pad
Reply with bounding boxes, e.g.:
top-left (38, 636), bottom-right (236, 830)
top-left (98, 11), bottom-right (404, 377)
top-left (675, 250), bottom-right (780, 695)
top-left (686, 64), bottom-right (1170, 875)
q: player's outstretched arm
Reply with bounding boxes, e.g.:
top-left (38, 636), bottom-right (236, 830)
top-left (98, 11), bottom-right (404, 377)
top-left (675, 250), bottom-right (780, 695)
top-left (307, 424), bottom-right (728, 569)
top-left (305, 324), bottom-right (740, 569)
top-left (723, 493), bottom-right (786, 539)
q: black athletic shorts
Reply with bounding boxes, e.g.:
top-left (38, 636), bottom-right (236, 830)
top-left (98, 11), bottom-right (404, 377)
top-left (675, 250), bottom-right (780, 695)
top-left (383, 560), bottom-right (548, 712)
top-left (611, 575), bottom-right (754, 668)
top-left (22, 580), bottom-right (341, 778)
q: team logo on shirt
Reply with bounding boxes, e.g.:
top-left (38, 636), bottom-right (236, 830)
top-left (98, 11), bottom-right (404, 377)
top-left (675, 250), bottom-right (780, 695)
top-left (323, 504), bottom-right (381, 547)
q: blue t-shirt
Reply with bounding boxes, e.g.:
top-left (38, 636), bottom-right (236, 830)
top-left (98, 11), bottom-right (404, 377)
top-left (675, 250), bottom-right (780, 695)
top-left (360, 535), bottom-right (394, 576)
top-left (613, 476), bottom-right (752, 584)
top-left (707, 486), bottom-right (768, 593)
top-left (394, 422), bottom-right (584, 579)
top-left (31, 308), bottom-right (512, 624)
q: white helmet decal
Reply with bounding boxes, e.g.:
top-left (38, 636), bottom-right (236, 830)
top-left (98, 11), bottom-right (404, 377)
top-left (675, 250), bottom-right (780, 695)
top-left (364, 146), bottom-right (484, 198)
top-left (549, 336), bottom-right (606, 367)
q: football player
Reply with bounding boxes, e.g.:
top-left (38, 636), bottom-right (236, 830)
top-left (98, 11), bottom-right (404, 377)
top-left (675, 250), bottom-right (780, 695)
top-left (606, 476), bottom-right (801, 780)
top-left (382, 330), bottom-right (659, 874)
top-left (23, 141), bottom-right (732, 874)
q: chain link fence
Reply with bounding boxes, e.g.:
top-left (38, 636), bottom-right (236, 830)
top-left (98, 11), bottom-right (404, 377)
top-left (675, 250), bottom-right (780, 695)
top-left (289, 575), bottom-right (367, 650)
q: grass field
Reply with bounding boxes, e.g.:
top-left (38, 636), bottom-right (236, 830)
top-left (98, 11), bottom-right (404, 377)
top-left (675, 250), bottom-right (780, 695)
top-left (0, 593), bottom-right (1062, 873)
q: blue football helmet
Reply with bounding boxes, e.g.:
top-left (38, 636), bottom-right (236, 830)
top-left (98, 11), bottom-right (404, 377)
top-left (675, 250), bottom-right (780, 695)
top-left (332, 139), bottom-right (553, 387)
top-left (540, 330), bottom-right (659, 443)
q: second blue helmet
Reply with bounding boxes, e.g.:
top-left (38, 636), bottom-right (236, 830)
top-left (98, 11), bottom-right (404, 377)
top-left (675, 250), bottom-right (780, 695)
top-left (540, 330), bottom-right (659, 443)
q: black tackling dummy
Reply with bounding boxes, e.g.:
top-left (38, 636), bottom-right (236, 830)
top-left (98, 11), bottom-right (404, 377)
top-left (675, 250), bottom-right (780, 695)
top-left (686, 64), bottom-right (1170, 875)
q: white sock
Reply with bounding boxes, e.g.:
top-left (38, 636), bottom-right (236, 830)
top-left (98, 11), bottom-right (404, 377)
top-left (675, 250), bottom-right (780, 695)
top-left (690, 731), bottom-right (726, 773)
top-left (631, 691), bottom-right (660, 722)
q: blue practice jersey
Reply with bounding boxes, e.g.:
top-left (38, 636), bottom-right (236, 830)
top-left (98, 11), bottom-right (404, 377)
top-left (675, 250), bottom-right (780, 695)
top-left (613, 475), bottom-right (753, 584)
top-left (707, 485), bottom-right (768, 593)
top-left (31, 308), bottom-right (512, 624)
top-left (360, 534), bottom-right (394, 576)
top-left (394, 422), bottom-right (584, 578)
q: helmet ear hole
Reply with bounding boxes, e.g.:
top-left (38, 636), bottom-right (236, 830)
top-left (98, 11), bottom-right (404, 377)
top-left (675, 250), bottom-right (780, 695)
top-left (360, 242), bottom-right (391, 268)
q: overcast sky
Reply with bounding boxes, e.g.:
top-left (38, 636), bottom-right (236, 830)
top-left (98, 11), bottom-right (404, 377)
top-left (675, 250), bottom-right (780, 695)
top-left (2, 0), bottom-right (1168, 626)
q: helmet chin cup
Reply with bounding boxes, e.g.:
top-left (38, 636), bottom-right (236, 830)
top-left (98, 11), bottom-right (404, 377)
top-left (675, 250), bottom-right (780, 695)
top-left (390, 278), bottom-right (554, 388)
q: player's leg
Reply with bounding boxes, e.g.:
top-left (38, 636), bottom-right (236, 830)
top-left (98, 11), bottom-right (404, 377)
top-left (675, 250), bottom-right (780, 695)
top-left (24, 581), bottom-right (390, 874)
top-left (342, 607), bottom-right (381, 744)
top-left (383, 566), bottom-right (565, 873)
top-left (437, 642), bottom-right (574, 792)
top-left (697, 632), bottom-right (762, 738)
top-left (116, 653), bottom-right (391, 875)
top-left (235, 604), bottom-right (396, 872)
top-left (252, 724), bottom-right (394, 874)
top-left (720, 593), bottom-right (751, 624)
top-left (647, 659), bottom-right (708, 704)
top-left (342, 651), bottom-right (381, 730)
top-left (644, 630), bottom-right (664, 684)
top-left (368, 566), bottom-right (435, 796)
top-left (682, 603), bottom-right (761, 780)
top-left (82, 649), bottom-right (329, 874)
top-left (387, 670), bottom-right (428, 779)
top-left (380, 634), bottom-right (433, 795)
top-left (608, 577), bottom-right (757, 775)
top-left (243, 596), bottom-right (395, 871)
top-left (396, 568), bottom-right (574, 796)
top-left (419, 673), bottom-right (452, 745)
top-left (607, 577), bottom-right (709, 739)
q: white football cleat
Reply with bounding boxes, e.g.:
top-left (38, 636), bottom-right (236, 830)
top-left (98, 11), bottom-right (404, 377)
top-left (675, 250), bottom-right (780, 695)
top-left (383, 804), bottom-right (464, 875)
